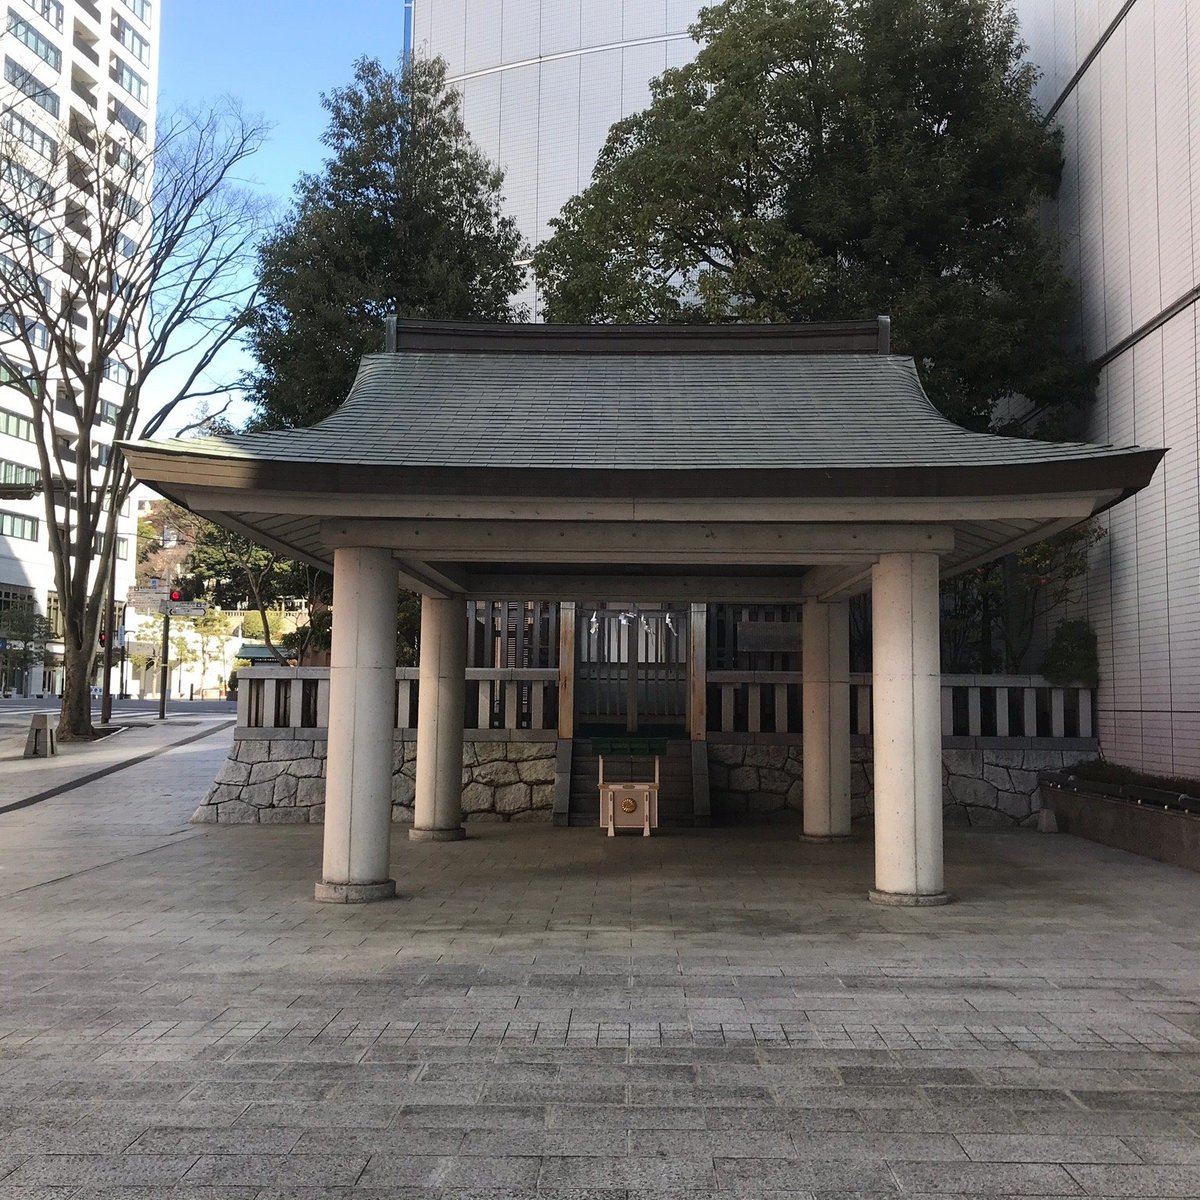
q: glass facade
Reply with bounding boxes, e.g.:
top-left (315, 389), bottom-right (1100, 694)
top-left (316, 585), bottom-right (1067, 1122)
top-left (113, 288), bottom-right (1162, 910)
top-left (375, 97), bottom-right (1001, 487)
top-left (413, 0), bottom-right (705, 313)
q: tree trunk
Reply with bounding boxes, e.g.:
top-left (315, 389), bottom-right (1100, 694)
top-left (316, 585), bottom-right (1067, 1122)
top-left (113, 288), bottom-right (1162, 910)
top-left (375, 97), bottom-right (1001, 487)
top-left (58, 640), bottom-right (96, 740)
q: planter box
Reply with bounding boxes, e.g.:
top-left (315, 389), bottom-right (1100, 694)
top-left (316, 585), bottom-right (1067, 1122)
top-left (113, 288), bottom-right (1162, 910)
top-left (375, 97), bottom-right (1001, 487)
top-left (1040, 780), bottom-right (1200, 873)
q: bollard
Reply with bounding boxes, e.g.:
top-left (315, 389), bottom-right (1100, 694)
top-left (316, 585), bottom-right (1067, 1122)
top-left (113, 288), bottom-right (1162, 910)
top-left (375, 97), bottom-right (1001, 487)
top-left (23, 712), bottom-right (56, 758)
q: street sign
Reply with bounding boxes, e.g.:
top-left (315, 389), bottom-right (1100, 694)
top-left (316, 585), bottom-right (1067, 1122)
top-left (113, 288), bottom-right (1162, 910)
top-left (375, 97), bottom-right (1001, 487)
top-left (126, 586), bottom-right (165, 610)
top-left (161, 601), bottom-right (208, 618)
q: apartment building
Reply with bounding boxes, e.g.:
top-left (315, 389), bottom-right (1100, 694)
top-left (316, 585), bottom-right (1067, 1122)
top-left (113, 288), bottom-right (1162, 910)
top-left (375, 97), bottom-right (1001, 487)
top-left (0, 0), bottom-right (153, 694)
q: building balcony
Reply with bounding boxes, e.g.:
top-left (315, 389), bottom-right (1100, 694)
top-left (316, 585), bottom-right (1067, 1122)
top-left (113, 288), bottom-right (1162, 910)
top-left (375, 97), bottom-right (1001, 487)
top-left (70, 75), bottom-right (97, 110)
top-left (72, 28), bottom-right (100, 68)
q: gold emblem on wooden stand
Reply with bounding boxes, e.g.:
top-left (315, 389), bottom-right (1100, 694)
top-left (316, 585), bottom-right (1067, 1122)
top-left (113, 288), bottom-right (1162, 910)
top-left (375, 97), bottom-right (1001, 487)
top-left (620, 797), bottom-right (637, 814)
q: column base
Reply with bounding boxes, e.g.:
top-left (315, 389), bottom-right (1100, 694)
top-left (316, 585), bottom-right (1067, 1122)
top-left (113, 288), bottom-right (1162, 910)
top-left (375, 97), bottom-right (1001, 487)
top-left (314, 879), bottom-right (397, 904)
top-left (799, 832), bottom-right (854, 843)
top-left (868, 888), bottom-right (953, 907)
top-left (409, 827), bottom-right (466, 842)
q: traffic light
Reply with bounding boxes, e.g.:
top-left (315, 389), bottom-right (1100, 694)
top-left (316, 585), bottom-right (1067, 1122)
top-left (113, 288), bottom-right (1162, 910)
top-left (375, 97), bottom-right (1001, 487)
top-left (169, 589), bottom-right (182, 602)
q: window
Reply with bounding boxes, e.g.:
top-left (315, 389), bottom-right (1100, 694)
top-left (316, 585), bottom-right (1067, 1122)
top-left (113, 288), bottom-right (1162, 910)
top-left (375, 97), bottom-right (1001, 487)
top-left (0, 312), bottom-right (50, 350)
top-left (0, 408), bottom-right (35, 441)
top-left (21, 0), bottom-right (62, 31)
top-left (91, 532), bottom-right (128, 558)
top-left (0, 509), bottom-right (37, 540)
top-left (0, 586), bottom-right (33, 629)
top-left (0, 458), bottom-right (39, 487)
top-left (7, 11), bottom-right (61, 71)
top-left (1, 156), bottom-right (54, 203)
top-left (106, 313), bottom-right (134, 344)
top-left (4, 56), bottom-right (59, 117)
top-left (114, 17), bottom-right (148, 64)
top-left (0, 253), bottom-right (51, 305)
top-left (2, 109), bottom-right (56, 159)
top-left (114, 233), bottom-right (138, 259)
top-left (0, 205), bottom-right (52, 256)
top-left (106, 187), bottom-right (141, 222)
top-left (0, 358), bottom-right (40, 397)
top-left (110, 56), bottom-right (146, 104)
top-left (118, 0), bottom-right (150, 24)
top-left (102, 358), bottom-right (130, 385)
top-left (44, 589), bottom-right (61, 637)
top-left (108, 140), bottom-right (144, 182)
top-left (108, 97), bottom-right (144, 140)
top-left (99, 399), bottom-right (120, 424)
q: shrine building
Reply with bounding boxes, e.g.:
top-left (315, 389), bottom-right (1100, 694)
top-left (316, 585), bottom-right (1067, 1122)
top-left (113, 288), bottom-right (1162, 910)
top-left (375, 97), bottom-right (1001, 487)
top-left (122, 320), bottom-right (1163, 906)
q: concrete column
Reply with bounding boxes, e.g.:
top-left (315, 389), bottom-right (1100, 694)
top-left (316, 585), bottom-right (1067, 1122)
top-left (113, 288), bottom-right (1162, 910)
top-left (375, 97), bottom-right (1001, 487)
top-left (411, 595), bottom-right (467, 841)
top-left (801, 599), bottom-right (852, 841)
top-left (316, 547), bottom-right (398, 904)
top-left (869, 552), bottom-right (950, 905)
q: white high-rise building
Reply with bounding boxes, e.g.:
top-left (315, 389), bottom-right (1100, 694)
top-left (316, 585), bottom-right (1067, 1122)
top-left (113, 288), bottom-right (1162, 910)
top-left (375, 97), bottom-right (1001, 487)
top-left (0, 0), bottom-right (155, 694)
top-left (413, 0), bottom-right (708, 313)
top-left (1015, 0), bottom-right (1200, 779)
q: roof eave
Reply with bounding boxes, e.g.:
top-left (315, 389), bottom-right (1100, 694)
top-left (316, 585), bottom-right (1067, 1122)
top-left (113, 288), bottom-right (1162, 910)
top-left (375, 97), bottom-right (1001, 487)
top-left (120, 443), bottom-right (1167, 507)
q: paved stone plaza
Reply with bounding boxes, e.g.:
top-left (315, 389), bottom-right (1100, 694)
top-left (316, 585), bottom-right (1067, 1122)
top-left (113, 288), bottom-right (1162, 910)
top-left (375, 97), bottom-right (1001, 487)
top-left (3, 726), bottom-right (1200, 1198)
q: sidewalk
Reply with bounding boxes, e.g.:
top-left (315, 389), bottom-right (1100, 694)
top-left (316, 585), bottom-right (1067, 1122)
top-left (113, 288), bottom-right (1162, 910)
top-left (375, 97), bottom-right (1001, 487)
top-left (3, 726), bottom-right (1200, 1196)
top-left (0, 714), bottom-right (233, 898)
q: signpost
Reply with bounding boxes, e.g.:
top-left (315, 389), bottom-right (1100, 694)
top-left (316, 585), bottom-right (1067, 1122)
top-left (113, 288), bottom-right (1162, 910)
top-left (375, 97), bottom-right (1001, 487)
top-left (161, 601), bottom-right (208, 618)
top-left (126, 586), bottom-right (166, 611)
top-left (126, 583), bottom-right (208, 717)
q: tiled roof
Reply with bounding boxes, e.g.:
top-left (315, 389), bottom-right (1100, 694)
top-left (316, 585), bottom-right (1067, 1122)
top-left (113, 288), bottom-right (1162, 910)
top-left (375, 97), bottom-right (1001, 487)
top-left (135, 352), bottom-right (1145, 472)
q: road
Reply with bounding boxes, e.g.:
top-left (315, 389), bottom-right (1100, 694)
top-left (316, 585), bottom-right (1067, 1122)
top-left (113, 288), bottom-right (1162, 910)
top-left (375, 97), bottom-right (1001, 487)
top-left (0, 695), bottom-right (236, 733)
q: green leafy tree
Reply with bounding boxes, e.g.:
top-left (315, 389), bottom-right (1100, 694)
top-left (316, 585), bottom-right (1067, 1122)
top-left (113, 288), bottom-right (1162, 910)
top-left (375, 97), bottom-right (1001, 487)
top-left (940, 522), bottom-right (1106, 673)
top-left (179, 525), bottom-right (295, 662)
top-left (192, 609), bottom-right (233, 693)
top-left (247, 55), bottom-right (528, 430)
top-left (535, 0), bottom-right (1091, 431)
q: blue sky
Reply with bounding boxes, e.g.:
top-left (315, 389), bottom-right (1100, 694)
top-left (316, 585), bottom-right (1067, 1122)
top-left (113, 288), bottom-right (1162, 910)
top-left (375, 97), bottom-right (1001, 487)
top-left (160, 1), bottom-right (409, 205)
top-left (151, 2), bottom-right (410, 427)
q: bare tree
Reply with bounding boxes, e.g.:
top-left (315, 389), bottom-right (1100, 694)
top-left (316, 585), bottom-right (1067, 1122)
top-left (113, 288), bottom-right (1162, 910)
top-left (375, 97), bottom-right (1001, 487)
top-left (0, 92), bottom-right (267, 737)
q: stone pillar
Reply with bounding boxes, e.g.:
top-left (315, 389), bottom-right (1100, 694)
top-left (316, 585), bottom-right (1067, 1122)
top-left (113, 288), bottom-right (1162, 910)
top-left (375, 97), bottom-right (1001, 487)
top-left (801, 598), bottom-right (851, 841)
top-left (411, 595), bottom-right (467, 841)
top-left (869, 552), bottom-right (950, 905)
top-left (316, 547), bottom-right (399, 903)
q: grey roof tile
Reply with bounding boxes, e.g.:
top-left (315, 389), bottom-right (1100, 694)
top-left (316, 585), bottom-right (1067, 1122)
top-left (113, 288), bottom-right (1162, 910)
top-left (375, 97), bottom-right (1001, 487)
top-left (135, 352), bottom-right (1148, 472)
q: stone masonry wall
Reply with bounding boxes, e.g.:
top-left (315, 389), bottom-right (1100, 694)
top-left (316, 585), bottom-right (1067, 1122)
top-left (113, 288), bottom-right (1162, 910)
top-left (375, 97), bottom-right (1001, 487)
top-left (193, 736), bottom-right (557, 825)
top-left (196, 734), bottom-right (1096, 828)
top-left (708, 742), bottom-right (1097, 827)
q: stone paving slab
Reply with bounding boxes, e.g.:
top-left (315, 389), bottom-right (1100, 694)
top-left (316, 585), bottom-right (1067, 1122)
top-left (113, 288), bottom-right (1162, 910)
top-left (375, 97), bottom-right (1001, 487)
top-left (2, 732), bottom-right (1200, 1196)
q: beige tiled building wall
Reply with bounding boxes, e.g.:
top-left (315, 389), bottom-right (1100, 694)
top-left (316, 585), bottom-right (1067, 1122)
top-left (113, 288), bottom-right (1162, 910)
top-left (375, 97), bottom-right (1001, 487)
top-left (412, 0), bottom-right (707, 314)
top-left (418, 0), bottom-right (1198, 779)
top-left (1017, 0), bottom-right (1200, 778)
